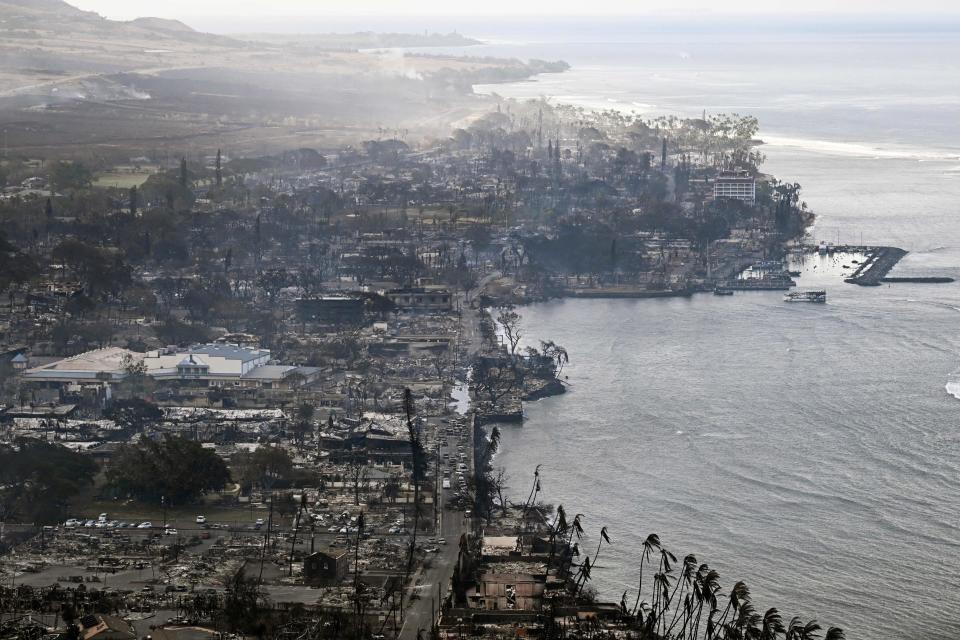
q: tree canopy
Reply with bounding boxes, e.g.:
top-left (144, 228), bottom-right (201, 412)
top-left (0, 441), bottom-right (97, 524)
top-left (108, 435), bottom-right (230, 504)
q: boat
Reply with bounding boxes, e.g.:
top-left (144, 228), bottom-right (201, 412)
top-left (784, 290), bottom-right (826, 303)
top-left (752, 259), bottom-right (783, 270)
top-left (713, 287), bottom-right (734, 296)
top-left (723, 275), bottom-right (796, 290)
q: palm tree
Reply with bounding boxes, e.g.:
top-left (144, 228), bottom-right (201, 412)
top-left (690, 568), bottom-right (720, 640)
top-left (546, 505), bottom-right (568, 573)
top-left (592, 526), bottom-right (611, 566)
top-left (710, 581), bottom-right (750, 640)
top-left (664, 554), bottom-right (697, 635)
top-left (632, 533), bottom-right (661, 616)
top-left (487, 426), bottom-right (501, 458)
top-left (574, 556), bottom-right (592, 595)
top-left (824, 627), bottom-right (846, 640)
top-left (785, 616), bottom-right (805, 640)
top-left (800, 620), bottom-right (823, 640)
top-left (759, 607), bottom-right (785, 640)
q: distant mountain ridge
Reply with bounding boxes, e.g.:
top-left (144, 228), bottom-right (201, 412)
top-left (127, 17), bottom-right (196, 33)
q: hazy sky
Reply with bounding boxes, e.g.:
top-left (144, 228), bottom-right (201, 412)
top-left (71, 0), bottom-right (960, 21)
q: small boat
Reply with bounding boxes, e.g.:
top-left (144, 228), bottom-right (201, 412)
top-left (713, 287), bottom-right (734, 296)
top-left (784, 290), bottom-right (826, 303)
top-left (788, 270), bottom-right (801, 277)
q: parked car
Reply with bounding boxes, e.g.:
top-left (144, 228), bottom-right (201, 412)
top-left (196, 515), bottom-right (206, 524)
top-left (137, 522), bottom-right (152, 529)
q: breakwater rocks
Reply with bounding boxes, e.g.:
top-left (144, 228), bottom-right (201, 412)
top-left (882, 277), bottom-right (955, 284)
top-left (844, 246), bottom-right (908, 286)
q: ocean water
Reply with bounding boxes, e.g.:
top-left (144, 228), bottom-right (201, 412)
top-left (450, 23), bottom-right (960, 639)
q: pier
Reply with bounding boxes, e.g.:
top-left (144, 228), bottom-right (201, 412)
top-left (842, 246), bottom-right (908, 286)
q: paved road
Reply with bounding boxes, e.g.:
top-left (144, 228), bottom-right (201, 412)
top-left (399, 419), bottom-right (474, 640)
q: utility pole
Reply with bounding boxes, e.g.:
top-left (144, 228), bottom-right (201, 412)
top-left (259, 493), bottom-right (274, 585)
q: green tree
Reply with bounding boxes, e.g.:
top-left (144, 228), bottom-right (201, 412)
top-left (0, 441), bottom-right (97, 524)
top-left (108, 436), bottom-right (230, 504)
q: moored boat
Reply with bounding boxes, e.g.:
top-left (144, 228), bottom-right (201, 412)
top-left (784, 290), bottom-right (827, 303)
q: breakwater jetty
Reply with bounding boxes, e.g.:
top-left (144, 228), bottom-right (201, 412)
top-left (882, 276), bottom-right (955, 284)
top-left (843, 246), bottom-right (908, 286)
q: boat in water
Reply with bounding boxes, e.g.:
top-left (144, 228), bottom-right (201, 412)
top-left (784, 290), bottom-right (827, 303)
top-left (713, 287), bottom-right (734, 296)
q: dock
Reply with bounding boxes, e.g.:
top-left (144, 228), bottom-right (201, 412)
top-left (843, 246), bottom-right (908, 286)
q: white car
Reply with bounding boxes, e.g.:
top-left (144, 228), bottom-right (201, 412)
top-left (196, 515), bottom-right (206, 524)
top-left (255, 518), bottom-right (265, 526)
top-left (137, 522), bottom-right (152, 529)
top-left (64, 519), bottom-right (80, 528)
top-left (164, 528), bottom-right (178, 536)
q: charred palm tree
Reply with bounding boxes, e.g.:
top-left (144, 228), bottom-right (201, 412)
top-left (632, 533), bottom-right (661, 617)
top-left (824, 627), bottom-right (846, 640)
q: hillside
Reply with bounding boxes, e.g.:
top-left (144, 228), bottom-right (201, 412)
top-left (0, 0), bottom-right (569, 160)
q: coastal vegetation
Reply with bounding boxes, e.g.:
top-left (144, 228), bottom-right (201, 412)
top-left (513, 467), bottom-right (846, 640)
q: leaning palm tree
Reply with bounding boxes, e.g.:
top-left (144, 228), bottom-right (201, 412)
top-left (800, 619), bottom-right (823, 640)
top-left (545, 505), bottom-right (568, 573)
top-left (759, 607), bottom-right (786, 640)
top-left (487, 426), bottom-right (501, 458)
top-left (785, 616), bottom-right (805, 640)
top-left (709, 581), bottom-right (750, 640)
top-left (652, 546), bottom-right (677, 629)
top-left (632, 533), bottom-right (662, 616)
top-left (664, 554), bottom-right (697, 635)
top-left (824, 627), bottom-right (846, 640)
top-left (591, 526), bottom-right (612, 567)
top-left (574, 556), bottom-right (592, 595)
top-left (690, 569), bottom-right (720, 640)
